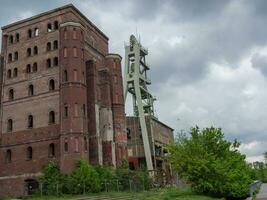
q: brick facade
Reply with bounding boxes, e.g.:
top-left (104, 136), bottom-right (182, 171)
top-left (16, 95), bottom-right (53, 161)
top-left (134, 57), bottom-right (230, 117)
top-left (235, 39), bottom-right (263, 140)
top-left (0, 4), bottom-right (127, 197)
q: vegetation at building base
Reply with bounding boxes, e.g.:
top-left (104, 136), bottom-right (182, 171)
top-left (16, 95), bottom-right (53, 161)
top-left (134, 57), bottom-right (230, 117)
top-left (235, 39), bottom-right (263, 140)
top-left (167, 126), bottom-right (254, 199)
top-left (25, 187), bottom-right (223, 200)
top-left (38, 159), bottom-right (151, 195)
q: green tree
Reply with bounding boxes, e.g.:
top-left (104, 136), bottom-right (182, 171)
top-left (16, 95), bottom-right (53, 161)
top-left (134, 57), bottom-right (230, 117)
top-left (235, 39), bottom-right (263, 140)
top-left (40, 161), bottom-right (63, 195)
top-left (264, 151), bottom-right (267, 164)
top-left (167, 126), bottom-right (253, 199)
top-left (66, 160), bottom-right (101, 194)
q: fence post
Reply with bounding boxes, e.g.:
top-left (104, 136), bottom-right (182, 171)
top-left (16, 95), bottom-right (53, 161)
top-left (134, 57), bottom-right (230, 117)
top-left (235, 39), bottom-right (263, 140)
top-left (40, 182), bottom-right (43, 196)
top-left (83, 181), bottom-right (85, 195)
top-left (56, 183), bottom-right (59, 196)
top-left (116, 179), bottom-right (119, 192)
top-left (129, 180), bottom-right (132, 192)
top-left (104, 180), bottom-right (107, 192)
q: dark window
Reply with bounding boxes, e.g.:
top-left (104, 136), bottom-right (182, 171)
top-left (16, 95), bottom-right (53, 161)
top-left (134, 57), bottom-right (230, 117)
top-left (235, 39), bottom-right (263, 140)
top-left (28, 115), bottom-right (33, 128)
top-left (28, 84), bottom-right (34, 96)
top-left (127, 128), bottom-right (131, 140)
top-left (49, 111), bottom-right (55, 124)
top-left (27, 48), bottom-right (31, 57)
top-left (6, 150), bottom-right (11, 163)
top-left (47, 23), bottom-right (52, 32)
top-left (73, 28), bottom-right (77, 39)
top-left (34, 28), bottom-right (39, 36)
top-left (63, 70), bottom-right (68, 82)
top-left (33, 63), bottom-right (37, 72)
top-left (16, 33), bottom-right (20, 42)
top-left (53, 40), bottom-right (58, 50)
top-left (9, 35), bottom-right (13, 44)
top-left (53, 57), bottom-right (58, 66)
top-left (64, 105), bottom-right (68, 117)
top-left (9, 89), bottom-right (14, 100)
top-left (14, 52), bottom-right (18, 61)
top-left (54, 21), bottom-right (59, 30)
top-left (26, 64), bottom-right (31, 73)
top-left (49, 79), bottom-right (55, 91)
top-left (27, 146), bottom-right (33, 160)
top-left (7, 69), bottom-right (12, 78)
top-left (47, 42), bottom-right (51, 51)
top-left (47, 59), bottom-right (51, 68)
top-left (33, 46), bottom-right (38, 55)
top-left (7, 119), bottom-right (13, 132)
top-left (49, 143), bottom-right (55, 157)
top-left (13, 68), bottom-right (18, 77)
top-left (64, 139), bottom-right (68, 152)
top-left (28, 29), bottom-right (32, 38)
top-left (8, 53), bottom-right (12, 62)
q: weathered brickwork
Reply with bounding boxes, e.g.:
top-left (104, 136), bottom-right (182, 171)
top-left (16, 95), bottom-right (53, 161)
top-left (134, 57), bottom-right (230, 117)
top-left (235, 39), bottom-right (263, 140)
top-left (0, 4), bottom-right (127, 198)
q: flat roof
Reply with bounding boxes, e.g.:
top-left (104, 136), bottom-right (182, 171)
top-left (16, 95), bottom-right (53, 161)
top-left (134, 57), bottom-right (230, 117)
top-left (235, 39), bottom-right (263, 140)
top-left (1, 4), bottom-right (109, 40)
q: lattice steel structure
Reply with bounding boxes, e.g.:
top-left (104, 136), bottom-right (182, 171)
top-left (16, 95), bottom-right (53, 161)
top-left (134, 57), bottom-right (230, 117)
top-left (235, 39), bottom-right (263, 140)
top-left (124, 35), bottom-right (156, 171)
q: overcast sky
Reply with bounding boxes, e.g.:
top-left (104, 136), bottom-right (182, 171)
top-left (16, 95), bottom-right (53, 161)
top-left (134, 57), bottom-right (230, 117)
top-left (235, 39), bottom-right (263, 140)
top-left (1, 0), bottom-right (267, 162)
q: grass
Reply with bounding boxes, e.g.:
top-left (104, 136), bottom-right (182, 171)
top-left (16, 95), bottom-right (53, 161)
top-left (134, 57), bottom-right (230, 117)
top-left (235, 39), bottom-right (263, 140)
top-left (23, 187), bottom-right (223, 200)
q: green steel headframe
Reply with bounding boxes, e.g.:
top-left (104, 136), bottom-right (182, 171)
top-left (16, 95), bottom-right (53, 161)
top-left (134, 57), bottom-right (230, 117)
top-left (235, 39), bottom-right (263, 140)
top-left (124, 35), bottom-right (156, 171)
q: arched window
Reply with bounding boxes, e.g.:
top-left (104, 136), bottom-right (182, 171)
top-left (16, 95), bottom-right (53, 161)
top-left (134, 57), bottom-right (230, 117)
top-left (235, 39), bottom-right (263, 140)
top-left (28, 115), bottom-right (33, 128)
top-left (28, 84), bottom-right (34, 96)
top-left (27, 146), bottom-right (33, 160)
top-left (28, 29), bottom-right (32, 38)
top-left (73, 47), bottom-right (77, 57)
top-left (9, 35), bottom-right (13, 44)
top-left (49, 79), bottom-right (55, 91)
top-left (53, 57), bottom-right (58, 66)
top-left (16, 33), bottom-right (19, 42)
top-left (64, 138), bottom-right (68, 152)
top-left (33, 63), bottom-right (37, 72)
top-left (6, 150), bottom-right (11, 163)
top-left (49, 111), bottom-right (55, 124)
top-left (53, 40), bottom-right (58, 50)
top-left (82, 72), bottom-right (85, 83)
top-left (34, 28), bottom-right (39, 36)
top-left (9, 89), bottom-right (14, 100)
top-left (64, 105), bottom-right (68, 117)
top-left (73, 28), bottom-right (77, 39)
top-left (64, 28), bottom-right (67, 40)
top-left (7, 119), bottom-right (13, 132)
top-left (33, 46), bottom-right (38, 55)
top-left (47, 59), bottom-right (51, 68)
top-left (26, 64), bottom-right (31, 73)
top-left (47, 23), bottom-right (52, 32)
top-left (7, 69), bottom-right (12, 79)
top-left (13, 68), bottom-right (18, 77)
top-left (14, 52), bottom-right (18, 60)
top-left (27, 48), bottom-right (31, 57)
top-left (47, 42), bottom-right (51, 51)
top-left (49, 143), bottom-right (55, 157)
top-left (54, 21), bottom-right (59, 30)
top-left (8, 53), bottom-right (12, 62)
top-left (63, 47), bottom-right (67, 57)
top-left (63, 70), bottom-right (68, 82)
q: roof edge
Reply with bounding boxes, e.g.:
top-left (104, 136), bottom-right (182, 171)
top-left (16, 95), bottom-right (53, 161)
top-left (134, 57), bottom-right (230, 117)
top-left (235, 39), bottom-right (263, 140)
top-left (1, 4), bottom-right (109, 40)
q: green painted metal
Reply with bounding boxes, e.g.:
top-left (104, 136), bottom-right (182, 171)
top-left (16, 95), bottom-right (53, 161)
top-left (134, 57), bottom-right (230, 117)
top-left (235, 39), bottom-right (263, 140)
top-left (124, 35), bottom-right (156, 171)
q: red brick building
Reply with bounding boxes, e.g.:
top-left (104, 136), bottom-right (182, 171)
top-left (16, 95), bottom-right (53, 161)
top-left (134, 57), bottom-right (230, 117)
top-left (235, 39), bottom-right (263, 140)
top-left (0, 4), bottom-right (127, 197)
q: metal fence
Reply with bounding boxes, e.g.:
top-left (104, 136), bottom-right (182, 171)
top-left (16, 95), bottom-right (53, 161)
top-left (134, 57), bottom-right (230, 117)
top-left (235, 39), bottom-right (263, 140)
top-left (32, 178), bottom-right (151, 196)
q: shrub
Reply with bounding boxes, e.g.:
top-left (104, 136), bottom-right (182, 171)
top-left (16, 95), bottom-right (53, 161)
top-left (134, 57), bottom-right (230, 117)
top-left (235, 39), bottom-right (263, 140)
top-left (66, 160), bottom-right (101, 194)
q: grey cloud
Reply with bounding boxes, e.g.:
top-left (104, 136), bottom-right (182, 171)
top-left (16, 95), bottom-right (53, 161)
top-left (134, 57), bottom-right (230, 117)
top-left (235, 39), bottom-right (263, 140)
top-left (251, 53), bottom-right (267, 76)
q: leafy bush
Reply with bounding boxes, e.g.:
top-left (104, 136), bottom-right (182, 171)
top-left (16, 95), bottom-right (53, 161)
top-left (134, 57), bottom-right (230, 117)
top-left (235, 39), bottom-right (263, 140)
top-left (167, 126), bottom-right (253, 199)
top-left (40, 161), bottom-right (63, 195)
top-left (65, 160), bottom-right (101, 194)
